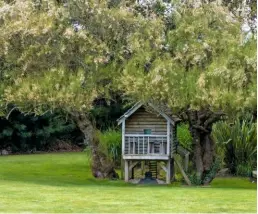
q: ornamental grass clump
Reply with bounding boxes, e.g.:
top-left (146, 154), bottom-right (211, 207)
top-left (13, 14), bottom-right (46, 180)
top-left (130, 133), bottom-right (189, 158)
top-left (213, 114), bottom-right (257, 176)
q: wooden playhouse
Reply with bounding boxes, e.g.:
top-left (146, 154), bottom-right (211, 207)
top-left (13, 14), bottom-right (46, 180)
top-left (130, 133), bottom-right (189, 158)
top-left (117, 102), bottom-right (187, 184)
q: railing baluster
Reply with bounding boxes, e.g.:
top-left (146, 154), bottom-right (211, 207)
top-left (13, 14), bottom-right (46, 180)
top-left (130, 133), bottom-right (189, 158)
top-left (143, 136), bottom-right (144, 154)
top-left (161, 137), bottom-right (163, 155)
top-left (147, 137), bottom-right (149, 154)
top-left (129, 137), bottom-right (131, 154)
top-left (125, 136), bottom-right (127, 154)
top-left (124, 134), bottom-right (169, 156)
top-left (133, 137), bottom-right (135, 154)
top-left (138, 137), bottom-right (139, 154)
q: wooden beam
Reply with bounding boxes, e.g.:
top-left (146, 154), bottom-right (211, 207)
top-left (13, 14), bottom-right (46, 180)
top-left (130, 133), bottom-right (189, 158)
top-left (171, 158), bottom-right (175, 181)
top-left (120, 159), bottom-right (124, 179)
top-left (167, 121), bottom-right (170, 156)
top-left (171, 125), bottom-right (174, 158)
top-left (125, 134), bottom-right (167, 137)
top-left (160, 163), bottom-right (168, 173)
top-left (174, 157), bottom-right (191, 186)
top-left (124, 160), bottom-right (129, 182)
top-left (129, 161), bottom-right (139, 171)
top-left (123, 155), bottom-right (169, 160)
top-left (117, 102), bottom-right (143, 125)
top-left (166, 160), bottom-right (171, 184)
top-left (122, 120), bottom-right (125, 155)
top-left (141, 161), bottom-right (145, 176)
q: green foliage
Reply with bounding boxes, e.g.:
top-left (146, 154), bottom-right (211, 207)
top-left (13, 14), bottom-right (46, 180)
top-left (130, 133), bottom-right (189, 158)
top-left (236, 163), bottom-right (253, 177)
top-left (177, 123), bottom-right (192, 150)
top-left (97, 128), bottom-right (122, 167)
top-left (0, 110), bottom-right (82, 152)
top-left (188, 173), bottom-right (203, 186)
top-left (212, 115), bottom-right (257, 176)
top-left (187, 158), bottom-right (221, 185)
top-left (202, 158), bottom-right (221, 184)
top-left (117, 4), bottom-right (256, 115)
top-left (90, 98), bottom-right (129, 131)
top-left (0, 0), bottom-right (162, 115)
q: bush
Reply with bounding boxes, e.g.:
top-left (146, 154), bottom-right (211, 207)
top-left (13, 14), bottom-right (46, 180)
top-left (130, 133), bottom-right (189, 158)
top-left (177, 123), bottom-right (192, 151)
top-left (97, 128), bottom-right (122, 167)
top-left (236, 163), bottom-right (253, 177)
top-left (0, 110), bottom-right (83, 153)
top-left (212, 114), bottom-right (257, 176)
top-left (187, 158), bottom-right (221, 185)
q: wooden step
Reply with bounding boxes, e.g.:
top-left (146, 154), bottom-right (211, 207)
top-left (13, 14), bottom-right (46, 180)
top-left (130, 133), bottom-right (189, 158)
top-left (148, 161), bottom-right (158, 179)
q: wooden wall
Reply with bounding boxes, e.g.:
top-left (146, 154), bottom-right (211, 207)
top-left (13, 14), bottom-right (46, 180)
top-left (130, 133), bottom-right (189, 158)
top-left (125, 107), bottom-right (167, 135)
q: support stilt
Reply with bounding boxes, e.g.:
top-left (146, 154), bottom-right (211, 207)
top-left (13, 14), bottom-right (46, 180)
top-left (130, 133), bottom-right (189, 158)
top-left (124, 160), bottom-right (129, 182)
top-left (171, 158), bottom-right (175, 181)
top-left (166, 159), bottom-right (171, 184)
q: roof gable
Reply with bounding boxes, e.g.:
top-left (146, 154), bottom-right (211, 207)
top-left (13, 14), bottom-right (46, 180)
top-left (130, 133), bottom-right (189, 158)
top-left (117, 102), bottom-right (175, 126)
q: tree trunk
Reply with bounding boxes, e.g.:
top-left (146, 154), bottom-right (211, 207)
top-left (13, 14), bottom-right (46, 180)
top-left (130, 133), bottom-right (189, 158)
top-left (187, 109), bottom-right (223, 185)
top-left (71, 112), bottom-right (118, 179)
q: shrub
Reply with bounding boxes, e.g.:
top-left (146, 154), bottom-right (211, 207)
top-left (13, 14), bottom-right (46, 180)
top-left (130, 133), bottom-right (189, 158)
top-left (0, 110), bottom-right (82, 153)
top-left (97, 128), bottom-right (122, 167)
top-left (177, 123), bottom-right (192, 151)
top-left (236, 163), bottom-right (253, 177)
top-left (212, 115), bottom-right (257, 176)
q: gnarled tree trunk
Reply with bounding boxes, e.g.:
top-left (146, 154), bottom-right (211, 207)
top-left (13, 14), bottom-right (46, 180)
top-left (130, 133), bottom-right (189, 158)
top-left (187, 109), bottom-right (223, 185)
top-left (71, 112), bottom-right (118, 179)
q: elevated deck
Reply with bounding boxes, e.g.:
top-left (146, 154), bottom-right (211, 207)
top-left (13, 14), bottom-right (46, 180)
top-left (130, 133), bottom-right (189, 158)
top-left (123, 134), bottom-right (170, 160)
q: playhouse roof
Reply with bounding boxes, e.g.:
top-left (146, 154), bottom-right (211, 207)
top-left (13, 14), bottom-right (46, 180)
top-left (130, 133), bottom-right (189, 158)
top-left (117, 102), bottom-right (180, 125)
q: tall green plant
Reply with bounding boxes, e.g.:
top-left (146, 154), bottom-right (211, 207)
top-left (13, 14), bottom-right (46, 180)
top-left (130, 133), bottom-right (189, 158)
top-left (212, 115), bottom-right (257, 176)
top-left (97, 129), bottom-right (122, 167)
top-left (177, 123), bottom-right (192, 151)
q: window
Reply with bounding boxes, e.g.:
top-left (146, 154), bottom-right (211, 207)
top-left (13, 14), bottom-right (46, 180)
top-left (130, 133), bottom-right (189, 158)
top-left (144, 129), bottom-right (152, 134)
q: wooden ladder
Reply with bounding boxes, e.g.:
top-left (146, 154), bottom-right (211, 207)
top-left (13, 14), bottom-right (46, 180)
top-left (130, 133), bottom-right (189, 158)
top-left (148, 161), bottom-right (158, 179)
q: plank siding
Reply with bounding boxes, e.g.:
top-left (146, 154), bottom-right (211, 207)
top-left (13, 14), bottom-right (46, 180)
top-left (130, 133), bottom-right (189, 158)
top-left (125, 107), bottom-right (167, 135)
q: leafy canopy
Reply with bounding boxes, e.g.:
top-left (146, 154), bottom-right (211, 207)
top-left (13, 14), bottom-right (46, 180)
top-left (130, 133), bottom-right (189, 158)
top-left (0, 0), bottom-right (162, 115)
top-left (116, 3), bottom-right (256, 115)
top-left (0, 1), bottom-right (256, 117)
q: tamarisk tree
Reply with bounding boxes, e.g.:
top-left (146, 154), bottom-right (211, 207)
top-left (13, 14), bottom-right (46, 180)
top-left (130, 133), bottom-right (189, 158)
top-left (116, 2), bottom-right (256, 184)
top-left (0, 0), bottom-right (162, 178)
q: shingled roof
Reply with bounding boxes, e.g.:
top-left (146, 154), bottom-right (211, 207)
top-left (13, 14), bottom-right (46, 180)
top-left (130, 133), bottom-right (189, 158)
top-left (117, 101), bottom-right (181, 125)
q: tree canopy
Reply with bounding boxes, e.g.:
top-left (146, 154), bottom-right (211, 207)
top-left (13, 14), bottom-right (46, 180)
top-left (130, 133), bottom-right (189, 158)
top-left (0, 0), bottom-right (162, 115)
top-left (116, 3), bottom-right (256, 117)
top-left (0, 0), bottom-right (256, 183)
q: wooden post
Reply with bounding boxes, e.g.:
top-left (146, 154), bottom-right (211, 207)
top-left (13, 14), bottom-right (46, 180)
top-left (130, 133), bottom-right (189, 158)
top-left (133, 140), bottom-right (135, 154)
top-left (124, 160), bottom-right (129, 182)
top-left (129, 161), bottom-right (139, 179)
top-left (171, 125), bottom-right (174, 158)
top-left (170, 158), bottom-right (175, 181)
top-left (147, 137), bottom-right (149, 154)
top-left (141, 161), bottom-right (145, 176)
top-left (121, 159), bottom-right (124, 179)
top-left (143, 136), bottom-right (144, 154)
top-left (166, 159), bottom-right (171, 184)
top-left (175, 157), bottom-right (191, 186)
top-left (132, 165), bottom-right (134, 179)
top-left (167, 121), bottom-right (170, 156)
top-left (122, 120), bottom-right (125, 155)
top-left (138, 137), bottom-right (139, 154)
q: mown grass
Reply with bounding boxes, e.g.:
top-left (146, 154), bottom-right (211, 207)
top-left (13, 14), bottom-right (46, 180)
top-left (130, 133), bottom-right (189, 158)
top-left (0, 152), bottom-right (256, 213)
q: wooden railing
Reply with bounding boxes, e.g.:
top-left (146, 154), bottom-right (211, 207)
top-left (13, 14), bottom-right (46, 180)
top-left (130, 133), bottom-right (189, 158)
top-left (124, 134), bottom-right (168, 155)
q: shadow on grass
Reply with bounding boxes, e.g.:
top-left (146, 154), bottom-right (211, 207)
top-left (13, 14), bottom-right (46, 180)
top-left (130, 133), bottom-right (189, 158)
top-left (1, 169), bottom-right (256, 190)
top-left (0, 153), bottom-right (256, 190)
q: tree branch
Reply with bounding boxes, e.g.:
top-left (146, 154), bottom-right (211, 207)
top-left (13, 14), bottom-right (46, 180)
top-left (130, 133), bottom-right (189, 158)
top-left (192, 125), bottom-right (209, 133)
top-left (204, 111), bottom-right (225, 128)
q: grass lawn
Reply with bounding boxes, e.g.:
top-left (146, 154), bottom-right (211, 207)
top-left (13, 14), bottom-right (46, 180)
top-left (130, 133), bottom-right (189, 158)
top-left (0, 152), bottom-right (256, 213)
